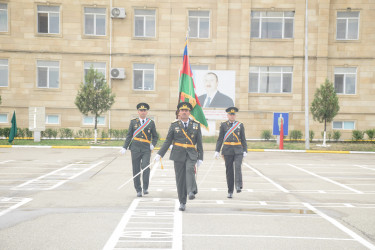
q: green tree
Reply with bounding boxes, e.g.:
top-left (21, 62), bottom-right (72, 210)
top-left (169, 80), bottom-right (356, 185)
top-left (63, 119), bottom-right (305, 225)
top-left (75, 67), bottom-right (115, 143)
top-left (310, 79), bottom-right (340, 147)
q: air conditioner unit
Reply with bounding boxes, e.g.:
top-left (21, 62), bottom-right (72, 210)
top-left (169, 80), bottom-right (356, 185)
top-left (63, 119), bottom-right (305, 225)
top-left (111, 7), bottom-right (126, 18)
top-left (110, 68), bottom-right (125, 79)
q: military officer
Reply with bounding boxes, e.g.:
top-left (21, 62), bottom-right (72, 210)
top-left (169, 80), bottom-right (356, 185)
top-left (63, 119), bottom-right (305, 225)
top-left (154, 102), bottom-right (203, 211)
top-left (214, 107), bottom-right (247, 198)
top-left (121, 103), bottom-right (159, 197)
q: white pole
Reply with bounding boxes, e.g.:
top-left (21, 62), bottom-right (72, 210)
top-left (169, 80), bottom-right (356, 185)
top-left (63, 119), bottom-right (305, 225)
top-left (305, 0), bottom-right (310, 149)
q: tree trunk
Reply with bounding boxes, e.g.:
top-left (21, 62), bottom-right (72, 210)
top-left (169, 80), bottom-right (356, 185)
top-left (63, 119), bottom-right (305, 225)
top-left (322, 119), bottom-right (327, 147)
top-left (94, 115), bottom-right (98, 144)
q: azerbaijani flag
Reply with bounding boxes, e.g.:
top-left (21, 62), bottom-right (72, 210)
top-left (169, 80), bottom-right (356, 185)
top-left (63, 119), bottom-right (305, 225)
top-left (179, 39), bottom-right (208, 129)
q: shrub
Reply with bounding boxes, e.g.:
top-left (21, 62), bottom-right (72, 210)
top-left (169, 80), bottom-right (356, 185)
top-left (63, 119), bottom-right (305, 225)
top-left (261, 130), bottom-right (272, 140)
top-left (83, 129), bottom-right (93, 138)
top-left (0, 128), bottom-right (3, 137)
top-left (59, 128), bottom-right (74, 139)
top-left (25, 128), bottom-right (32, 137)
top-left (75, 129), bottom-right (84, 138)
top-left (309, 130), bottom-right (315, 142)
top-left (352, 130), bottom-right (364, 141)
top-left (289, 130), bottom-right (303, 141)
top-left (2, 128), bottom-right (10, 138)
top-left (109, 129), bottom-right (128, 140)
top-left (17, 128), bottom-right (25, 138)
top-left (43, 128), bottom-right (58, 139)
top-left (365, 129), bottom-right (375, 140)
top-left (333, 130), bottom-right (341, 141)
top-left (101, 129), bottom-right (109, 139)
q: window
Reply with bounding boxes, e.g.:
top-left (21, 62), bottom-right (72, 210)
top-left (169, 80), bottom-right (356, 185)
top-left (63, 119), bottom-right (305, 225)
top-left (0, 114), bottom-right (7, 123)
top-left (189, 11), bottom-right (210, 39)
top-left (84, 7), bottom-right (106, 36)
top-left (334, 67), bottom-right (356, 94)
top-left (37, 60), bottom-right (59, 88)
top-left (37, 5), bottom-right (60, 34)
top-left (0, 3), bottom-right (8, 32)
top-left (133, 63), bottom-right (154, 91)
top-left (0, 59), bottom-right (8, 87)
top-left (251, 11), bottom-right (294, 39)
top-left (249, 66), bottom-right (292, 93)
top-left (134, 9), bottom-right (156, 37)
top-left (46, 115), bottom-right (59, 125)
top-left (333, 121), bottom-right (355, 130)
top-left (336, 11), bottom-right (359, 40)
top-left (84, 62), bottom-right (106, 83)
top-left (83, 116), bottom-right (105, 125)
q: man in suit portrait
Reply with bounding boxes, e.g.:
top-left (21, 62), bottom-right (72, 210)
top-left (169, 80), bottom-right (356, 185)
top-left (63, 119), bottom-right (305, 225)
top-left (198, 72), bottom-right (234, 108)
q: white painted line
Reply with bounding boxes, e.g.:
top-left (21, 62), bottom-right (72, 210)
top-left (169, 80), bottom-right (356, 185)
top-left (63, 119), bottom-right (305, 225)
top-left (216, 200), bottom-right (224, 204)
top-left (183, 233), bottom-right (353, 241)
top-left (344, 203), bottom-right (354, 208)
top-left (303, 202), bottom-right (375, 250)
top-left (354, 165), bottom-right (375, 171)
top-left (103, 199), bottom-right (140, 250)
top-left (244, 163), bottom-right (290, 193)
top-left (287, 164), bottom-right (363, 194)
top-left (259, 201), bottom-right (267, 205)
top-left (0, 197), bottom-right (33, 217)
top-left (0, 160), bottom-right (15, 164)
top-left (172, 199), bottom-right (182, 250)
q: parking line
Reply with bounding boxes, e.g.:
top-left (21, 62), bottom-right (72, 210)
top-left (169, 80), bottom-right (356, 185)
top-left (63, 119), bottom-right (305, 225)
top-left (287, 164), bottom-right (363, 194)
top-left (354, 165), bottom-right (375, 171)
top-left (244, 163), bottom-right (290, 193)
top-left (303, 203), bottom-right (375, 250)
top-left (0, 197), bottom-right (33, 217)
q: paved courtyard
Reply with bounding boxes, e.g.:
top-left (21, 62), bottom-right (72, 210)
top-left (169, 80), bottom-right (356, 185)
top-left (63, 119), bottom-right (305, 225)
top-left (0, 148), bottom-right (374, 249)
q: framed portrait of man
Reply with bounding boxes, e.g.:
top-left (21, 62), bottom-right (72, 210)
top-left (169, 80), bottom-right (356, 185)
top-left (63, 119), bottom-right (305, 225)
top-left (193, 70), bottom-right (235, 109)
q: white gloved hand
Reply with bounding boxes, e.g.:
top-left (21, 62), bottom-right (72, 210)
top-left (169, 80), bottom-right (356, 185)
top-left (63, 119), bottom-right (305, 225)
top-left (197, 160), bottom-right (203, 168)
top-left (154, 154), bottom-right (161, 162)
top-left (120, 148), bottom-right (126, 155)
top-left (243, 152), bottom-right (247, 157)
top-left (214, 151), bottom-right (220, 159)
top-left (150, 144), bottom-right (154, 151)
top-left (169, 145), bottom-right (173, 150)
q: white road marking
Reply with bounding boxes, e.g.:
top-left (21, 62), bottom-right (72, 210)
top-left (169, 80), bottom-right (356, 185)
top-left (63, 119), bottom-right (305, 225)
top-left (244, 163), bottom-right (290, 193)
top-left (287, 164), bottom-right (363, 194)
top-left (354, 165), bottom-right (375, 171)
top-left (0, 160), bottom-right (15, 164)
top-left (0, 197), bottom-right (33, 217)
top-left (303, 202), bottom-right (375, 250)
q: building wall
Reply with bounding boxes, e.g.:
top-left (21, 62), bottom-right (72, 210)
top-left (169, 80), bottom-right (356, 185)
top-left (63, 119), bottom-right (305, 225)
top-left (0, 0), bottom-right (374, 140)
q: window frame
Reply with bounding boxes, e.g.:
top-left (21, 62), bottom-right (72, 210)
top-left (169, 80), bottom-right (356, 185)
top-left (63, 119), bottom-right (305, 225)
top-left (332, 121), bottom-right (355, 130)
top-left (132, 63), bottom-right (155, 91)
top-left (0, 3), bottom-right (8, 33)
top-left (83, 62), bottom-right (107, 83)
top-left (188, 10), bottom-right (211, 39)
top-left (250, 11), bottom-right (295, 39)
top-left (336, 11), bottom-right (360, 40)
top-left (0, 113), bottom-right (8, 124)
top-left (83, 116), bottom-right (106, 126)
top-left (134, 9), bottom-right (156, 38)
top-left (37, 60), bottom-right (60, 89)
top-left (0, 58), bottom-right (8, 87)
top-left (248, 66), bottom-right (293, 94)
top-left (334, 67), bottom-right (357, 95)
top-left (37, 5), bottom-right (60, 35)
top-left (45, 114), bottom-right (60, 125)
top-left (84, 7), bottom-right (106, 36)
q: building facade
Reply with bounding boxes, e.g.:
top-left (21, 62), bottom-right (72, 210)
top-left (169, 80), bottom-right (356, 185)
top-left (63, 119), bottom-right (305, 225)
top-left (0, 0), bottom-right (374, 139)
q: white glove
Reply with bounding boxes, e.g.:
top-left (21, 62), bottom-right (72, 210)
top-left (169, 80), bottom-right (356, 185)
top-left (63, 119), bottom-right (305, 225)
top-left (120, 148), bottom-right (126, 155)
top-left (150, 144), bottom-right (154, 150)
top-left (169, 145), bottom-right (173, 150)
top-left (214, 151), bottom-right (220, 159)
top-left (243, 152), bottom-right (247, 157)
top-left (197, 160), bottom-right (203, 167)
top-left (154, 154), bottom-right (161, 162)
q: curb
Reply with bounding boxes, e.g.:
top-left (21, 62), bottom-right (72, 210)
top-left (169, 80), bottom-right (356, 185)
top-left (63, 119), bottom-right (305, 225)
top-left (1, 145), bottom-right (374, 154)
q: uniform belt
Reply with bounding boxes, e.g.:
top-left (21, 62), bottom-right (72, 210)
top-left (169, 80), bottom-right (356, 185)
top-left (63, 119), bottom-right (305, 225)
top-left (224, 142), bottom-right (241, 146)
top-left (133, 137), bottom-right (151, 143)
top-left (174, 142), bottom-right (195, 148)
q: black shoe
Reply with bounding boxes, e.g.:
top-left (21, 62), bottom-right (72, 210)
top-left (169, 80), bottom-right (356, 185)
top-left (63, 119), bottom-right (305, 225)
top-left (188, 192), bottom-right (195, 200)
top-left (137, 191), bottom-right (142, 197)
top-left (179, 203), bottom-right (186, 211)
top-left (236, 188), bottom-right (241, 193)
top-left (143, 189), bottom-right (149, 195)
top-left (227, 193), bottom-right (233, 198)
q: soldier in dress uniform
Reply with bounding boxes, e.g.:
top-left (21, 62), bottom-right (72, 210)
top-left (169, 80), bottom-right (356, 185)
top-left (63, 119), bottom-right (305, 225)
top-left (214, 107), bottom-right (247, 198)
top-left (154, 102), bottom-right (203, 211)
top-left (121, 103), bottom-right (159, 197)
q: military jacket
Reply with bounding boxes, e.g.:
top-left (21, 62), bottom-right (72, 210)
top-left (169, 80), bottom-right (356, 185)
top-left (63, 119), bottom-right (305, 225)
top-left (123, 118), bottom-right (158, 152)
top-left (215, 120), bottom-right (247, 155)
top-left (158, 119), bottom-right (203, 162)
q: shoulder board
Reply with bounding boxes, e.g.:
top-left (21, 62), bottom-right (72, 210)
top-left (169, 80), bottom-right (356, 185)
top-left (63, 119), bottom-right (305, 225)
top-left (172, 120), bottom-right (179, 124)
